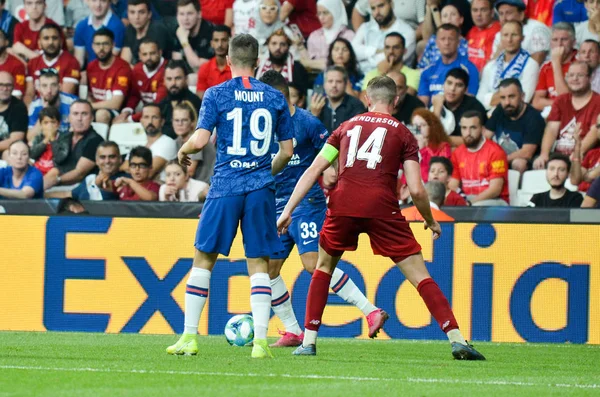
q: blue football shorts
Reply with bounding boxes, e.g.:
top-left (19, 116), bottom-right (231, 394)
top-left (271, 200), bottom-right (326, 260)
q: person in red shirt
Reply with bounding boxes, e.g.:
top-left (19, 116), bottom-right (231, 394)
top-left (532, 23), bottom-right (577, 112)
top-left (534, 61), bottom-right (600, 168)
top-left (449, 110), bottom-right (509, 205)
top-left (11, 0), bottom-right (62, 61)
top-left (87, 28), bottom-right (132, 125)
top-left (30, 106), bottom-right (60, 175)
top-left (196, 25), bottom-right (232, 99)
top-left (200, 0), bottom-right (234, 26)
top-left (428, 156), bottom-right (468, 206)
top-left (115, 145), bottom-right (159, 201)
top-left (0, 30), bottom-right (25, 98)
top-left (571, 121), bottom-right (600, 191)
top-left (276, 76), bottom-right (485, 360)
top-left (466, 0), bottom-right (501, 72)
top-left (280, 0), bottom-right (320, 39)
top-left (24, 23), bottom-right (80, 105)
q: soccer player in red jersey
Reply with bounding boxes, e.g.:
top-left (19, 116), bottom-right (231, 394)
top-left (277, 76), bottom-right (485, 360)
top-left (86, 28), bottom-right (132, 125)
top-left (0, 30), bottom-right (26, 98)
top-left (12, 0), bottom-right (62, 61)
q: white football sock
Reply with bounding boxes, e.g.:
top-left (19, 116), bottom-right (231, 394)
top-left (270, 275), bottom-right (303, 335)
top-left (250, 273), bottom-right (272, 340)
top-left (183, 267), bottom-right (211, 335)
top-left (303, 329), bottom-right (318, 346)
top-left (447, 329), bottom-right (467, 345)
top-left (330, 268), bottom-right (377, 316)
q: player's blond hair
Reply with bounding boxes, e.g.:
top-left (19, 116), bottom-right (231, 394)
top-left (229, 34), bottom-right (259, 69)
top-left (366, 76), bottom-right (397, 105)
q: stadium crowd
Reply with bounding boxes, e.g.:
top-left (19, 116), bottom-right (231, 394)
top-left (0, 0), bottom-right (599, 208)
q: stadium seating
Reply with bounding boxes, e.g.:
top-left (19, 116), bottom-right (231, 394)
top-left (517, 170), bottom-right (580, 206)
top-left (508, 169), bottom-right (520, 206)
top-left (78, 85), bottom-right (88, 100)
top-left (109, 123), bottom-right (147, 156)
top-left (92, 122), bottom-right (110, 140)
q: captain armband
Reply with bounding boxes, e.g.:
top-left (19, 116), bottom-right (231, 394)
top-left (319, 143), bottom-right (339, 163)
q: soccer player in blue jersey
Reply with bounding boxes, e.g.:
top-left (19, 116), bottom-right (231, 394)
top-left (259, 71), bottom-right (389, 348)
top-left (166, 34), bottom-right (294, 359)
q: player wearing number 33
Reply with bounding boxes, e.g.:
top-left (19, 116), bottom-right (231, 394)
top-left (258, 71), bottom-right (387, 348)
top-left (168, 34), bottom-right (295, 359)
top-left (277, 76), bottom-right (486, 360)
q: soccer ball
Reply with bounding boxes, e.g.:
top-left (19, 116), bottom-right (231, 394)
top-left (224, 314), bottom-right (254, 346)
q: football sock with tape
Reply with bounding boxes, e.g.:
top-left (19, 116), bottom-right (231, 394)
top-left (417, 278), bottom-right (463, 342)
top-left (250, 273), bottom-right (272, 340)
top-left (330, 268), bottom-right (378, 316)
top-left (184, 267), bottom-right (211, 335)
top-left (304, 269), bottom-right (331, 338)
top-left (270, 275), bottom-right (303, 336)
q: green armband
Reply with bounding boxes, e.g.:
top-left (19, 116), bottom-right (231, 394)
top-left (319, 143), bottom-right (339, 163)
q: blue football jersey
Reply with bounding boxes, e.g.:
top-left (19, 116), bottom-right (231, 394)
top-left (272, 107), bottom-right (330, 212)
top-left (197, 76), bottom-right (294, 198)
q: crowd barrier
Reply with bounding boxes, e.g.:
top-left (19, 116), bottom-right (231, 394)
top-left (0, 215), bottom-right (598, 344)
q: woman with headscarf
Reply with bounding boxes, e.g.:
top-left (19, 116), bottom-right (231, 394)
top-left (248, 0), bottom-right (295, 56)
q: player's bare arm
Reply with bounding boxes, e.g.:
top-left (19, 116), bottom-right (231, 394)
top-left (404, 159), bottom-right (441, 239)
top-left (271, 139), bottom-right (294, 175)
top-left (178, 128), bottom-right (211, 167)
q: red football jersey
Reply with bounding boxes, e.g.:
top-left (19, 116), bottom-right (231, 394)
top-left (579, 147), bottom-right (600, 192)
top-left (466, 22), bottom-right (501, 72)
top-left (326, 111), bottom-right (419, 219)
top-left (535, 51), bottom-right (576, 98)
top-left (451, 139), bottom-right (509, 203)
top-left (445, 190), bottom-right (467, 206)
top-left (125, 58), bottom-right (167, 111)
top-left (547, 93), bottom-right (600, 154)
top-left (87, 57), bottom-right (132, 104)
top-left (13, 17), bottom-right (65, 51)
top-left (0, 54), bottom-right (26, 96)
top-left (26, 51), bottom-right (81, 92)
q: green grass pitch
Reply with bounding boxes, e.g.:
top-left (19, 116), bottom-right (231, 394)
top-left (1, 332), bottom-right (599, 396)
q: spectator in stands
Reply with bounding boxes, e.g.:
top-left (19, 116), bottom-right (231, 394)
top-left (87, 28), bottom-right (132, 125)
top-left (528, 154), bottom-right (584, 207)
top-left (449, 111), bottom-right (510, 206)
top-left (27, 70), bottom-right (77, 141)
top-left (43, 99), bottom-right (104, 190)
top-left (532, 22), bottom-right (578, 113)
top-left (466, 0), bottom-right (501, 72)
top-left (74, 0), bottom-right (126, 65)
top-left (430, 67), bottom-right (486, 145)
top-left (401, 180), bottom-right (456, 221)
top-left (115, 145), bottom-right (159, 200)
top-left (484, 78), bottom-right (545, 174)
top-left (30, 106), bottom-right (60, 175)
top-left (418, 3), bottom-right (469, 70)
top-left (71, 141), bottom-right (127, 200)
top-left (417, 24), bottom-right (479, 107)
top-left (159, 160), bottom-right (208, 202)
top-left (352, 0), bottom-right (416, 72)
top-left (575, 0), bottom-right (600, 45)
top-left (121, 0), bottom-right (172, 65)
top-left (570, 118), bottom-right (600, 191)
top-left (256, 29), bottom-right (310, 95)
top-left (159, 60), bottom-right (201, 139)
top-left (0, 0), bottom-right (17, 46)
top-left (0, 72), bottom-right (28, 159)
top-left (477, 21), bottom-right (540, 110)
top-left (553, 0), bottom-right (587, 25)
top-left (581, 175), bottom-right (600, 207)
top-left (578, 39), bottom-right (600, 93)
top-left (0, 140), bottom-right (43, 198)
top-left (232, 0), bottom-right (258, 36)
top-left (492, 0), bottom-right (551, 66)
top-left (195, 25), bottom-right (231, 99)
top-left (312, 38), bottom-right (363, 98)
top-left (172, 0), bottom-right (214, 82)
top-left (248, 0), bottom-right (286, 54)
top-left (12, 0), bottom-right (62, 61)
top-left (428, 156), bottom-right (468, 205)
top-left (279, 0), bottom-right (320, 39)
top-left (362, 32), bottom-right (420, 96)
top-left (411, 108), bottom-right (452, 181)
top-left (352, 0), bottom-right (426, 31)
top-left (200, 0), bottom-right (233, 27)
top-left (0, 30), bottom-right (25, 98)
top-left (534, 61), bottom-right (600, 169)
top-left (56, 197), bottom-right (87, 213)
top-left (136, 103), bottom-right (177, 180)
top-left (116, 38), bottom-right (166, 123)
top-left (387, 70), bottom-right (425, 124)
top-left (65, 0), bottom-right (91, 34)
top-left (303, 0), bottom-right (354, 72)
top-left (310, 65), bottom-right (366, 133)
top-left (24, 23), bottom-right (80, 105)
top-left (289, 82), bottom-right (306, 108)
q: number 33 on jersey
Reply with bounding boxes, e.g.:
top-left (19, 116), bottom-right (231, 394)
top-left (196, 76), bottom-right (294, 199)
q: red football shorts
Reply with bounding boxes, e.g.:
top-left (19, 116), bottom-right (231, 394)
top-left (319, 215), bottom-right (422, 263)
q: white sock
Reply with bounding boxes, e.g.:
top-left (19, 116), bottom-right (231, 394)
top-left (184, 267), bottom-right (211, 335)
top-left (250, 273), bottom-right (272, 340)
top-left (330, 268), bottom-right (377, 316)
top-left (447, 329), bottom-right (467, 345)
top-left (270, 275), bottom-right (302, 335)
top-left (303, 329), bottom-right (318, 346)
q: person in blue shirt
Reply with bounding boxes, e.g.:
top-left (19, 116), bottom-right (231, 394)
top-left (0, 140), bottom-right (43, 199)
top-left (418, 24), bottom-right (479, 107)
top-left (553, 0), bottom-right (588, 25)
top-left (168, 34), bottom-right (294, 359)
top-left (259, 70), bottom-right (386, 348)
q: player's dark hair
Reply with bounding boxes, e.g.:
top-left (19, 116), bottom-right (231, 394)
top-left (98, 140), bottom-right (121, 155)
top-left (229, 34), bottom-right (259, 68)
top-left (325, 65), bottom-right (348, 83)
top-left (127, 0), bottom-right (151, 10)
top-left (139, 36), bottom-right (160, 48)
top-left (498, 77), bottom-right (523, 91)
top-left (213, 25), bottom-right (232, 37)
top-left (461, 110), bottom-right (485, 126)
top-left (93, 27), bottom-right (115, 43)
top-left (259, 70), bottom-right (290, 99)
top-left (177, 0), bottom-right (200, 12)
top-left (429, 156), bottom-right (453, 175)
top-left (129, 146), bottom-right (153, 167)
top-left (445, 67), bottom-right (470, 87)
top-left (142, 103), bottom-right (163, 118)
top-left (165, 59), bottom-right (188, 75)
top-left (385, 32), bottom-right (406, 48)
top-left (39, 22), bottom-right (61, 37)
top-left (39, 106), bottom-right (60, 122)
top-left (547, 153), bottom-right (572, 173)
top-left (366, 76), bottom-right (397, 105)
top-left (436, 23), bottom-right (461, 36)
top-left (582, 39), bottom-right (600, 52)
top-left (71, 99), bottom-right (93, 113)
top-left (326, 38), bottom-right (359, 79)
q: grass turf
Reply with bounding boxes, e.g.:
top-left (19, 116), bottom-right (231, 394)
top-left (0, 332), bottom-right (599, 396)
